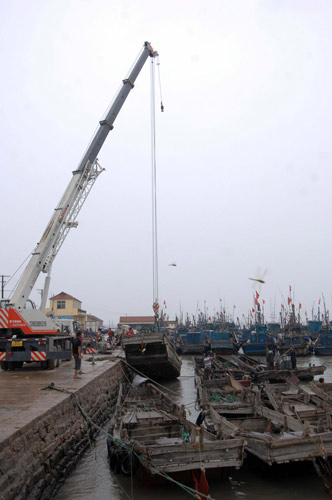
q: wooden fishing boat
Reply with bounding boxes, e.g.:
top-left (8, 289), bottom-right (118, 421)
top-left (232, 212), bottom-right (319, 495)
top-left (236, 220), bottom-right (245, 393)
top-left (197, 377), bottom-right (332, 467)
top-left (310, 381), bottom-right (332, 404)
top-left (262, 381), bottom-right (332, 428)
top-left (231, 353), bottom-right (326, 382)
top-left (107, 378), bottom-right (246, 485)
top-left (121, 331), bottom-right (182, 379)
top-left (195, 359), bottom-right (255, 418)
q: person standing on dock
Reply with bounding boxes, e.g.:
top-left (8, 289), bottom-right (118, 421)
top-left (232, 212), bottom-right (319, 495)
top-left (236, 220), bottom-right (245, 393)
top-left (72, 330), bottom-right (82, 379)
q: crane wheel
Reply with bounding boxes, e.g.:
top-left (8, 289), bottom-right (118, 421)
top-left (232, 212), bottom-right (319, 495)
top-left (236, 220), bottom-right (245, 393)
top-left (47, 359), bottom-right (55, 370)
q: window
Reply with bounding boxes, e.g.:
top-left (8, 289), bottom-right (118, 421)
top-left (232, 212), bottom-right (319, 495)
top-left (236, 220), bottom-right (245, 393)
top-left (57, 300), bottom-right (66, 310)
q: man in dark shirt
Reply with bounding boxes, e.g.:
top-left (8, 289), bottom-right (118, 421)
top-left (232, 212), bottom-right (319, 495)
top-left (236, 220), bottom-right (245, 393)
top-left (72, 331), bottom-right (82, 379)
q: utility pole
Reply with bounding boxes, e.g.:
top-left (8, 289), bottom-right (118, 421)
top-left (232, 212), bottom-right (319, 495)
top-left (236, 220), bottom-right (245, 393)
top-left (1, 275), bottom-right (10, 299)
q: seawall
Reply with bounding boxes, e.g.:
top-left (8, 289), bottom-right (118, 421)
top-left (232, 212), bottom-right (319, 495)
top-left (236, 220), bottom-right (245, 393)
top-left (0, 355), bottom-right (125, 500)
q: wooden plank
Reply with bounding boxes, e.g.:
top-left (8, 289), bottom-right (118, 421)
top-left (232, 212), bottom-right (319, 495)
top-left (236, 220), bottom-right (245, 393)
top-left (255, 404), bottom-right (304, 431)
top-left (264, 382), bottom-right (279, 411)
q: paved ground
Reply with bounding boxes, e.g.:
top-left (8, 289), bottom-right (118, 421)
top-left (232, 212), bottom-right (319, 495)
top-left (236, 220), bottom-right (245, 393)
top-left (0, 351), bottom-right (123, 443)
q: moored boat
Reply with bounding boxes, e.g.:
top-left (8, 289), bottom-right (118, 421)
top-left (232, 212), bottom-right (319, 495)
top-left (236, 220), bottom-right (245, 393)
top-left (242, 326), bottom-right (275, 356)
top-left (107, 378), bottom-right (246, 486)
top-left (231, 353), bottom-right (325, 382)
top-left (195, 368), bottom-right (332, 469)
top-left (121, 331), bottom-right (181, 379)
top-left (178, 330), bottom-right (209, 354)
top-left (207, 330), bottom-right (239, 355)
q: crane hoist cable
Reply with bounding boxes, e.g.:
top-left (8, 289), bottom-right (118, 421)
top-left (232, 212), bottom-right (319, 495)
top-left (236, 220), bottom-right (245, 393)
top-left (150, 55), bottom-right (159, 314)
top-left (156, 54), bottom-right (164, 112)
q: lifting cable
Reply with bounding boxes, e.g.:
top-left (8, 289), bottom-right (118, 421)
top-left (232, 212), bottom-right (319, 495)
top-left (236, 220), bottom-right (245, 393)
top-left (150, 53), bottom-right (165, 315)
top-left (151, 55), bottom-right (159, 311)
top-left (156, 54), bottom-right (164, 112)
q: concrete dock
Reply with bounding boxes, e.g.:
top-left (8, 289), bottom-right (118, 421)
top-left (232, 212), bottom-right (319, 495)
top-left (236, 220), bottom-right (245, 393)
top-left (0, 353), bottom-right (125, 500)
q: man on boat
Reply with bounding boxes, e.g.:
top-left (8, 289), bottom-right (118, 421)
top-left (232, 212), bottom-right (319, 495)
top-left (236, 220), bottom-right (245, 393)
top-left (290, 347), bottom-right (297, 369)
top-left (266, 346), bottom-right (274, 370)
top-left (203, 351), bottom-right (215, 380)
top-left (274, 347), bottom-right (281, 370)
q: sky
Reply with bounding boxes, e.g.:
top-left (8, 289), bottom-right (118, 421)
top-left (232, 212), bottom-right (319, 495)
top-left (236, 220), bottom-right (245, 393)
top-left (1, 0), bottom-right (332, 327)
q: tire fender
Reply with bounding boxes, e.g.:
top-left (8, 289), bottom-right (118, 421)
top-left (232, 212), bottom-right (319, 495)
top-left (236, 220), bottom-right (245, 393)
top-left (121, 452), bottom-right (139, 477)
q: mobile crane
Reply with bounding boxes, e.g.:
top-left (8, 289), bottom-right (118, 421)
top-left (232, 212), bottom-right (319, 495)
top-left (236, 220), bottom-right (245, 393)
top-left (0, 41), bottom-right (157, 370)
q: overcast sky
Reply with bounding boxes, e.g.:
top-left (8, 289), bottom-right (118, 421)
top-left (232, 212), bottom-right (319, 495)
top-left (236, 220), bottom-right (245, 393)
top-left (1, 0), bottom-right (332, 327)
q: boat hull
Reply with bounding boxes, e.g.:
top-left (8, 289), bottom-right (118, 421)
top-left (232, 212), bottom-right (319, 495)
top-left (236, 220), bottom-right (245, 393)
top-left (122, 332), bottom-right (181, 379)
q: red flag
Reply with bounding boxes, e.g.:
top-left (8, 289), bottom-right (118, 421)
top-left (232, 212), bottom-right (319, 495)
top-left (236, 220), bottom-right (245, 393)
top-left (289, 285), bottom-right (292, 292)
top-left (262, 299), bottom-right (265, 305)
top-left (281, 304), bottom-right (284, 310)
top-left (256, 291), bottom-right (260, 299)
top-left (299, 303), bottom-right (302, 309)
top-left (252, 308), bottom-right (255, 313)
top-left (192, 469), bottom-right (209, 500)
top-left (255, 298), bottom-right (259, 306)
top-left (288, 297), bottom-right (292, 305)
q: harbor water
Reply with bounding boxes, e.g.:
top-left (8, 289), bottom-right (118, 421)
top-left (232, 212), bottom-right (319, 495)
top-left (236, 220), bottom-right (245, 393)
top-left (55, 355), bottom-right (332, 500)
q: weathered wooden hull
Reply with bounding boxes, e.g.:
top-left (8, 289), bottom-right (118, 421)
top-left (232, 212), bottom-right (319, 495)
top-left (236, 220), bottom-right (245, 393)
top-left (210, 342), bottom-right (239, 355)
top-left (232, 353), bottom-right (325, 382)
top-left (122, 332), bottom-right (181, 379)
top-left (180, 344), bottom-right (206, 355)
top-left (108, 380), bottom-right (246, 484)
top-left (278, 345), bottom-right (312, 356)
top-left (135, 436), bottom-right (245, 473)
top-left (195, 373), bottom-right (255, 418)
top-left (243, 430), bottom-right (332, 465)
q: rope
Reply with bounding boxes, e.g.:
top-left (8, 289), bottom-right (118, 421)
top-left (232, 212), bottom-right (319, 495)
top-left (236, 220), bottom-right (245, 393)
top-left (46, 382), bottom-right (216, 500)
top-left (119, 358), bottom-right (180, 397)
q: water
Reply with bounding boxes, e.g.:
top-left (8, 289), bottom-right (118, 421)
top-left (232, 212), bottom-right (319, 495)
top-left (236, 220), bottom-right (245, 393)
top-left (55, 355), bottom-right (332, 500)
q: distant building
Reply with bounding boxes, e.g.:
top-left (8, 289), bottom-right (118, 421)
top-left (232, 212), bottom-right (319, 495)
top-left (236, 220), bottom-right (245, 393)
top-left (86, 314), bottom-right (103, 332)
top-left (118, 316), bottom-right (155, 330)
top-left (45, 292), bottom-right (87, 330)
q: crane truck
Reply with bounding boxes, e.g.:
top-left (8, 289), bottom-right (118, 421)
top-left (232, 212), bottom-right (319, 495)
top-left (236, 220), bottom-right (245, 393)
top-left (0, 41), bottom-right (157, 371)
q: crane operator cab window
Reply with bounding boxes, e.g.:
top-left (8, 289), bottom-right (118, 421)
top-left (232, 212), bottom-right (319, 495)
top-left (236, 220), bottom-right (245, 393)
top-left (24, 300), bottom-right (36, 309)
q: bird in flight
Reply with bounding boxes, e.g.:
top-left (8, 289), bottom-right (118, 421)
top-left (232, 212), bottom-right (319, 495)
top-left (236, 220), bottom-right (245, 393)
top-left (249, 278), bottom-right (265, 284)
top-left (168, 262), bottom-right (177, 267)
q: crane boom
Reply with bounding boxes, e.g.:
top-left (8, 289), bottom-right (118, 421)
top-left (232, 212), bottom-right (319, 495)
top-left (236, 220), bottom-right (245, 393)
top-left (10, 41), bottom-right (157, 311)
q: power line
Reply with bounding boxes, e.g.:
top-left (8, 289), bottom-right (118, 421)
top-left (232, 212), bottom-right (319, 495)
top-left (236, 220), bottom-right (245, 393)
top-left (0, 275), bottom-right (10, 299)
